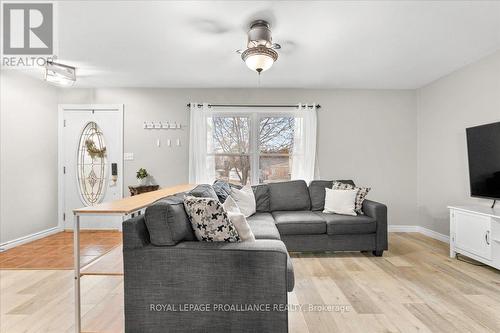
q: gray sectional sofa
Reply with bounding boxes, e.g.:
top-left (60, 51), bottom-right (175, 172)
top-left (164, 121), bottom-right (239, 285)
top-left (122, 179), bottom-right (387, 333)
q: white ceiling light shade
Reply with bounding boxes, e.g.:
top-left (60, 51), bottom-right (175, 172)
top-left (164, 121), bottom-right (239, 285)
top-left (242, 46), bottom-right (278, 73)
top-left (239, 20), bottom-right (280, 74)
top-left (45, 60), bottom-right (76, 87)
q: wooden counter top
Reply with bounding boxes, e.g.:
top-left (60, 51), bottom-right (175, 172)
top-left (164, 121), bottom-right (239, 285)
top-left (73, 183), bottom-right (196, 215)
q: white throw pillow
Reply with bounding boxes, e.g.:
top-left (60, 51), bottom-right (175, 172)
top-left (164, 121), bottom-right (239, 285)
top-left (230, 186), bottom-right (256, 217)
top-left (222, 195), bottom-right (241, 214)
top-left (323, 188), bottom-right (357, 216)
top-left (227, 212), bottom-right (256, 242)
top-left (332, 181), bottom-right (371, 214)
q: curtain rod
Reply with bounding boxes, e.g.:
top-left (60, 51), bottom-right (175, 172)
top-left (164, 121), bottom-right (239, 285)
top-left (186, 103), bottom-right (321, 109)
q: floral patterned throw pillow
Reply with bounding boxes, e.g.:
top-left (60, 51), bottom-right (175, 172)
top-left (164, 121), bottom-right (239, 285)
top-left (183, 196), bottom-right (240, 242)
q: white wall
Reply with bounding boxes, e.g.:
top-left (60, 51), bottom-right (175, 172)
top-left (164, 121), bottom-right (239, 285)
top-left (417, 50), bottom-right (500, 235)
top-left (0, 71), bottom-right (61, 244)
top-left (5, 49), bottom-right (499, 244)
top-left (0, 72), bottom-right (419, 245)
top-left (62, 88), bottom-right (418, 227)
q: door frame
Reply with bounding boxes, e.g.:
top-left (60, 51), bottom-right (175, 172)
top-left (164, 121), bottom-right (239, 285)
top-left (58, 104), bottom-right (124, 230)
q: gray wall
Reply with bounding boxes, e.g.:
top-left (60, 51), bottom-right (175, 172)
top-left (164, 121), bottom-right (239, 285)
top-left (416, 50), bottom-right (500, 235)
top-left (62, 88), bottom-right (418, 228)
top-left (1, 73), bottom-right (419, 245)
top-left (0, 71), bottom-right (61, 243)
top-left (3, 47), bottom-right (499, 244)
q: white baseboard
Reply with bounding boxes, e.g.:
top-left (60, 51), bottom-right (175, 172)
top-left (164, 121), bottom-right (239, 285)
top-left (0, 226), bottom-right (62, 252)
top-left (388, 225), bottom-right (449, 243)
top-left (417, 226), bottom-right (450, 243)
top-left (388, 225), bottom-right (419, 233)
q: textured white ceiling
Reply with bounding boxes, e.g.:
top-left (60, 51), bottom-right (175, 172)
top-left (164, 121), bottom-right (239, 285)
top-left (38, 1), bottom-right (500, 88)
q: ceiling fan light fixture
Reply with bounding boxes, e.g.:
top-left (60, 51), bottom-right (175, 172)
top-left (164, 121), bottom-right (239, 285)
top-left (238, 20), bottom-right (280, 74)
top-left (241, 46), bottom-right (278, 73)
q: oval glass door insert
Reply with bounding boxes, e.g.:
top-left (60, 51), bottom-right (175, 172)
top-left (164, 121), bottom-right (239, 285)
top-left (77, 121), bottom-right (107, 206)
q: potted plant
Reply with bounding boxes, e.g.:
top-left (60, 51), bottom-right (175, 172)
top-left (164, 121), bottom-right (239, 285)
top-left (136, 168), bottom-right (149, 186)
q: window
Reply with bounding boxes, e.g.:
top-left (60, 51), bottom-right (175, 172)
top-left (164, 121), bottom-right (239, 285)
top-left (189, 103), bottom-right (317, 185)
top-left (77, 121), bottom-right (107, 206)
top-left (207, 114), bottom-right (294, 185)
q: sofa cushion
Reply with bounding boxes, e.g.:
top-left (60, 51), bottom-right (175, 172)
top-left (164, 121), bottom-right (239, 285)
top-left (144, 195), bottom-right (196, 246)
top-left (272, 211), bottom-right (326, 235)
top-left (309, 179), bottom-right (355, 211)
top-left (315, 212), bottom-right (376, 235)
top-left (268, 180), bottom-right (311, 211)
top-left (246, 213), bottom-right (281, 240)
top-left (183, 196), bottom-right (240, 242)
top-left (252, 184), bottom-right (270, 212)
top-left (188, 184), bottom-right (219, 201)
top-left (308, 180), bottom-right (333, 211)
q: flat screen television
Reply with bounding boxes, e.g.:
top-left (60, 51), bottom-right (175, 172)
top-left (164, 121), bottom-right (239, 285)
top-left (466, 121), bottom-right (500, 201)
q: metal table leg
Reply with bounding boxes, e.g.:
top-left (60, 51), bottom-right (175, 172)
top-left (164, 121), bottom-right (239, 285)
top-left (74, 215), bottom-right (81, 333)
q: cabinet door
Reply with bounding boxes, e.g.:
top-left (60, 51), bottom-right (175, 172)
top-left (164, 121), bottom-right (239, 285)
top-left (454, 211), bottom-right (491, 260)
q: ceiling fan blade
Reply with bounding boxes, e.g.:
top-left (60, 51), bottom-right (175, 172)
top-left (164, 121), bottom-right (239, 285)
top-left (189, 18), bottom-right (233, 34)
top-left (277, 40), bottom-right (297, 54)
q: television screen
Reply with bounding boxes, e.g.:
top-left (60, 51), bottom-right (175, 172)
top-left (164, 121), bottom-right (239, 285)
top-left (466, 121), bottom-right (500, 200)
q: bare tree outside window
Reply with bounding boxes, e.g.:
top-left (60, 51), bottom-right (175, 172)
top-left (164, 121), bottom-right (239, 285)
top-left (259, 117), bottom-right (294, 183)
top-left (210, 115), bottom-right (294, 185)
top-left (211, 117), bottom-right (251, 185)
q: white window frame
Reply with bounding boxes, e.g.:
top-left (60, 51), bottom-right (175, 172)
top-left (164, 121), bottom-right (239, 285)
top-left (206, 108), bottom-right (296, 185)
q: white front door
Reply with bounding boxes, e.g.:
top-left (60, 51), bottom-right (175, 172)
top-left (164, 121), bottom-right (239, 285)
top-left (59, 105), bottom-right (124, 230)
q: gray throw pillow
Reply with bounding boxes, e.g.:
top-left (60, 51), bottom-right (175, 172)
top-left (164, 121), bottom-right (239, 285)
top-left (188, 184), bottom-right (219, 201)
top-left (183, 196), bottom-right (240, 242)
top-left (212, 180), bottom-right (232, 203)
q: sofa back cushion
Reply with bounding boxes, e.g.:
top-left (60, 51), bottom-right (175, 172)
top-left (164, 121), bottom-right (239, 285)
top-left (268, 180), bottom-right (311, 211)
top-left (252, 184), bottom-right (270, 212)
top-left (144, 195), bottom-right (196, 246)
top-left (309, 180), bottom-right (355, 211)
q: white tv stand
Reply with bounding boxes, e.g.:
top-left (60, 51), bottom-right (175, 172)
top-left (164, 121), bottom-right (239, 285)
top-left (449, 205), bottom-right (500, 270)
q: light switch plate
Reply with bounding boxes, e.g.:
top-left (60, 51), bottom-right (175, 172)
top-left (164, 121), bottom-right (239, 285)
top-left (124, 153), bottom-right (134, 160)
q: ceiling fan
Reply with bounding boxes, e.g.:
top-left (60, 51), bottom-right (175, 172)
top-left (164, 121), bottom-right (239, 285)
top-left (236, 20), bottom-right (281, 74)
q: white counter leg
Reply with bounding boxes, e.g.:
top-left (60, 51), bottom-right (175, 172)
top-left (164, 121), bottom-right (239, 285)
top-left (74, 215), bottom-right (81, 333)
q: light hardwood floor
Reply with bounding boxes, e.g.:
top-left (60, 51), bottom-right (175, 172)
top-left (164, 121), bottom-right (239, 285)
top-left (1, 232), bottom-right (500, 332)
